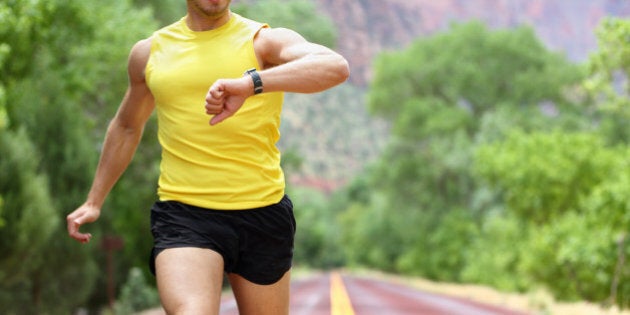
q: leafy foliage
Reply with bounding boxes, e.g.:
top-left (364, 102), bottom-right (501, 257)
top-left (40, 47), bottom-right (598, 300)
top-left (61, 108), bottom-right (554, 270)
top-left (474, 131), bottom-right (617, 223)
top-left (585, 18), bottom-right (630, 110)
top-left (369, 22), bottom-right (582, 122)
top-left (344, 19), bottom-right (584, 282)
top-left (584, 18), bottom-right (630, 144)
top-left (132, 0), bottom-right (186, 26)
top-left (114, 267), bottom-right (160, 314)
top-left (473, 131), bottom-right (628, 302)
top-left (0, 128), bottom-right (57, 291)
top-left (461, 211), bottom-right (529, 291)
top-left (336, 18), bottom-right (630, 309)
top-left (290, 187), bottom-right (345, 268)
top-left (1, 0), bottom-right (155, 312)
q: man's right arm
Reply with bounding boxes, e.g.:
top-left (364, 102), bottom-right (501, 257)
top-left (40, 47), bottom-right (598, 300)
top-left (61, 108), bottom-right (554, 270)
top-left (67, 38), bottom-right (155, 243)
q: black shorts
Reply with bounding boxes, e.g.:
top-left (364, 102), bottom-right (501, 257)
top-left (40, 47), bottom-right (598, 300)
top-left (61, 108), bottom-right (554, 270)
top-left (149, 195), bottom-right (296, 285)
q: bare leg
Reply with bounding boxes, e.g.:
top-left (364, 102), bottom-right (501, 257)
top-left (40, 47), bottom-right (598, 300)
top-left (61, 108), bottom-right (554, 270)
top-left (228, 270), bottom-right (291, 315)
top-left (155, 247), bottom-right (225, 315)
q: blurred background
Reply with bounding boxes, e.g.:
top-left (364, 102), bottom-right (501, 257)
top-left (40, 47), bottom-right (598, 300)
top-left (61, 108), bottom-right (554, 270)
top-left (1, 0), bottom-right (629, 314)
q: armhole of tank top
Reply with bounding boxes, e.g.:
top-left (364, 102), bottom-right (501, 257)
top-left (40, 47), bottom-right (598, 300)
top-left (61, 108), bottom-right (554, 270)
top-left (251, 24), bottom-right (268, 70)
top-left (144, 35), bottom-right (157, 87)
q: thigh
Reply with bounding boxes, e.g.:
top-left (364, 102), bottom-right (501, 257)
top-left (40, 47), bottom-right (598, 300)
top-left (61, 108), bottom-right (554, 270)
top-left (155, 247), bottom-right (224, 315)
top-left (228, 270), bottom-right (291, 315)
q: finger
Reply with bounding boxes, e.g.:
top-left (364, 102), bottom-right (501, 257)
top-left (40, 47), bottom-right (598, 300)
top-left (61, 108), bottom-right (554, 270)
top-left (205, 92), bottom-right (223, 104)
top-left (210, 110), bottom-right (233, 125)
top-left (66, 212), bottom-right (81, 235)
top-left (207, 82), bottom-right (224, 101)
top-left (72, 231), bottom-right (92, 243)
top-left (67, 211), bottom-right (94, 243)
top-left (68, 220), bottom-right (92, 243)
top-left (205, 103), bottom-right (222, 115)
top-left (210, 87), bottom-right (224, 100)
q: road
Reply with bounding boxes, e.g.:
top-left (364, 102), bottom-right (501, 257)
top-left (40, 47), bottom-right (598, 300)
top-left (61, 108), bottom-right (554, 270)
top-left (215, 272), bottom-right (529, 315)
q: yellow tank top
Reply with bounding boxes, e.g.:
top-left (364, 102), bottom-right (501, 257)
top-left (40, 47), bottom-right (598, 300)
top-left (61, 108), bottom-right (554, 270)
top-left (145, 13), bottom-right (285, 210)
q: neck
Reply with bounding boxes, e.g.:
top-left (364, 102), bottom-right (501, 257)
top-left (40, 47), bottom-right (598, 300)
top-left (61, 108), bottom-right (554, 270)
top-left (186, 9), bottom-right (231, 31)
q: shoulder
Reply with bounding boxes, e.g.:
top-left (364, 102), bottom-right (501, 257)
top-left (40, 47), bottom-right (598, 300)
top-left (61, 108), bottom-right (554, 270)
top-left (256, 27), bottom-right (306, 45)
top-left (131, 37), bottom-right (152, 58)
top-left (128, 37), bottom-right (153, 82)
top-left (254, 27), bottom-right (307, 57)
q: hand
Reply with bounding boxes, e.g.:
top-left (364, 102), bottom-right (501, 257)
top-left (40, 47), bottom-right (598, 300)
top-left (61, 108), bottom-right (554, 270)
top-left (67, 203), bottom-right (101, 244)
top-left (204, 76), bottom-right (253, 125)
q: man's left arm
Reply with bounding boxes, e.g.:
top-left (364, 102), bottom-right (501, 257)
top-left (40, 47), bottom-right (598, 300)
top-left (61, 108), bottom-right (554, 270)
top-left (205, 28), bottom-right (349, 125)
top-left (254, 27), bottom-right (350, 93)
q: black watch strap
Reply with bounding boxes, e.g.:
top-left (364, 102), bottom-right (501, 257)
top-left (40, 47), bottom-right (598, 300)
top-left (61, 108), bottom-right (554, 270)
top-left (244, 68), bottom-right (263, 94)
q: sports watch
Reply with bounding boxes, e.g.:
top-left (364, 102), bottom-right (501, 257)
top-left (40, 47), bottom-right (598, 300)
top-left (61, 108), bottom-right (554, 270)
top-left (244, 68), bottom-right (263, 95)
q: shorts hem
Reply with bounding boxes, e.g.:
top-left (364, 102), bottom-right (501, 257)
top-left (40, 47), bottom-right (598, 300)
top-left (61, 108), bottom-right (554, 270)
top-left (229, 263), bottom-right (292, 285)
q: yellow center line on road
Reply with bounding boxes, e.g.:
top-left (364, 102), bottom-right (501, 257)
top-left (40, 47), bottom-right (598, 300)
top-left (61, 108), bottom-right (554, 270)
top-left (330, 272), bottom-right (356, 315)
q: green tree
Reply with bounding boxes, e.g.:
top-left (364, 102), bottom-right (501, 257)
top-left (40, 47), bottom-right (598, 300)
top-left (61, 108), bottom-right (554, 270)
top-left (0, 128), bottom-right (61, 314)
top-left (114, 267), bottom-right (160, 314)
top-left (577, 158), bottom-right (630, 307)
top-left (585, 18), bottom-right (630, 110)
top-left (397, 207), bottom-right (477, 281)
top-left (342, 21), bottom-right (584, 281)
top-left (369, 22), bottom-right (582, 122)
top-left (472, 131), bottom-right (624, 301)
top-left (474, 131), bottom-right (616, 223)
top-left (584, 18), bottom-right (630, 144)
top-left (1, 0), bottom-right (157, 312)
top-left (461, 211), bottom-right (530, 291)
top-left (465, 18), bottom-right (630, 307)
top-left (472, 128), bottom-right (630, 307)
top-left (0, 0), bottom-right (97, 312)
top-left (132, 0), bottom-right (186, 26)
top-left (339, 191), bottom-right (408, 271)
top-left (290, 187), bottom-right (345, 268)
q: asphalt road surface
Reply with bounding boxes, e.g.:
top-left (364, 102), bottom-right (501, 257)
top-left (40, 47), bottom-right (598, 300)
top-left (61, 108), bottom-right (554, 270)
top-left (216, 272), bottom-right (529, 315)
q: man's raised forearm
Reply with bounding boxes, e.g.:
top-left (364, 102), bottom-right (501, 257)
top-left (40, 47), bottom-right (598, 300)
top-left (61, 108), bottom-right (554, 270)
top-left (259, 51), bottom-right (349, 94)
